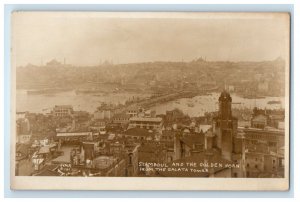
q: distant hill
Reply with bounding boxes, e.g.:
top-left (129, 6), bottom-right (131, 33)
top-left (16, 58), bottom-right (285, 96)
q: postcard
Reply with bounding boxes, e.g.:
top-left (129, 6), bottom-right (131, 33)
top-left (10, 12), bottom-right (290, 190)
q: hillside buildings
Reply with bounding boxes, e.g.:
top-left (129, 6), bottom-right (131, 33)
top-left (15, 90), bottom-right (286, 178)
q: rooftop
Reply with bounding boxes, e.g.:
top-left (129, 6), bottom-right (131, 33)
top-left (51, 154), bottom-right (71, 164)
top-left (162, 130), bottom-right (176, 136)
top-left (199, 125), bottom-right (212, 133)
top-left (129, 117), bottom-right (162, 122)
top-left (54, 105), bottom-right (73, 109)
top-left (56, 132), bottom-right (92, 137)
top-left (16, 143), bottom-right (30, 155)
top-left (51, 146), bottom-right (73, 164)
top-left (113, 113), bottom-right (131, 119)
top-left (138, 144), bottom-right (160, 153)
top-left (38, 146), bottom-right (50, 154)
top-left (243, 127), bottom-right (284, 134)
top-left (181, 134), bottom-right (204, 147)
top-left (124, 128), bottom-right (152, 137)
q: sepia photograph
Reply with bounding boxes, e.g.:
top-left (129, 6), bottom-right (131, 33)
top-left (10, 12), bottom-right (290, 190)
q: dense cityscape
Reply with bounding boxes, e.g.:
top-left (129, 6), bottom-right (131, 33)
top-left (15, 58), bottom-right (286, 178)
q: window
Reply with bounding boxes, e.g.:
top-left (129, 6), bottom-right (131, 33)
top-left (255, 164), bottom-right (258, 169)
top-left (233, 173), bottom-right (238, 178)
top-left (247, 164), bottom-right (249, 168)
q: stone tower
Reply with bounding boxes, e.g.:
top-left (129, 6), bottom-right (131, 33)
top-left (213, 90), bottom-right (237, 161)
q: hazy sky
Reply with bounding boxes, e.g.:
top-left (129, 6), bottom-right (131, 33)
top-left (12, 12), bottom-right (290, 66)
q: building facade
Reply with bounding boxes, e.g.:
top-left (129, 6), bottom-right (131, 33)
top-left (52, 105), bottom-right (73, 117)
top-left (128, 117), bottom-right (163, 131)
